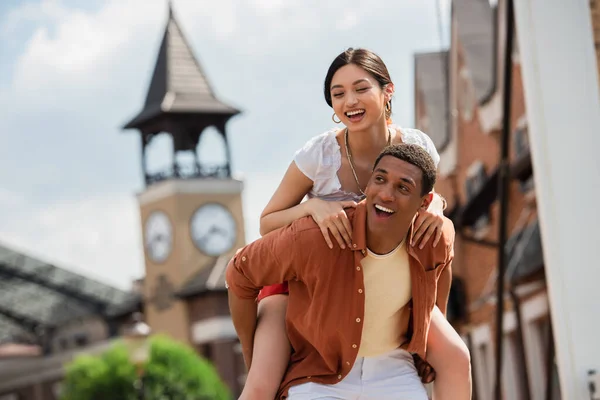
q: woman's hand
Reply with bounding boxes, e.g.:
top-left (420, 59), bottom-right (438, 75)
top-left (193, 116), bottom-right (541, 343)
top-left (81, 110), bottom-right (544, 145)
top-left (305, 198), bottom-right (357, 249)
top-left (411, 193), bottom-right (445, 249)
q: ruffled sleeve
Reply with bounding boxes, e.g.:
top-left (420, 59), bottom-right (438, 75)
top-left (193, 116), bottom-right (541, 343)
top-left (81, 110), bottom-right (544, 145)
top-left (398, 127), bottom-right (440, 168)
top-left (293, 129), bottom-right (341, 196)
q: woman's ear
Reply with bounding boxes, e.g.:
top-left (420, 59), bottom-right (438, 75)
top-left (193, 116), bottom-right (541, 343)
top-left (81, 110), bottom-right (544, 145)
top-left (384, 82), bottom-right (395, 103)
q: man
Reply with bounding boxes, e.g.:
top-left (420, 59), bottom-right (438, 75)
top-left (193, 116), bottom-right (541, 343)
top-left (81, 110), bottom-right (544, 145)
top-left (226, 144), bottom-right (454, 399)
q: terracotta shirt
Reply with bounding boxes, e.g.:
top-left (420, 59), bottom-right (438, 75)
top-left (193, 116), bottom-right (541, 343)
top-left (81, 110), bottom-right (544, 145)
top-left (225, 201), bottom-right (454, 399)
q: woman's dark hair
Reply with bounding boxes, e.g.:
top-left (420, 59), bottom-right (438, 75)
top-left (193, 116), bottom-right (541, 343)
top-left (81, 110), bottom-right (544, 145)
top-left (323, 48), bottom-right (393, 119)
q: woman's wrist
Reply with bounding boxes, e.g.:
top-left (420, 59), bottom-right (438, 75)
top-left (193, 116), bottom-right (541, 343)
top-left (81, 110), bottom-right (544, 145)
top-left (300, 197), bottom-right (315, 218)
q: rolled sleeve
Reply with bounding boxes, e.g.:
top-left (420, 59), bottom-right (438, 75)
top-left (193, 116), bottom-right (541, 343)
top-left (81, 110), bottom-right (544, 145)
top-left (225, 253), bottom-right (261, 300)
top-left (225, 222), bottom-right (305, 300)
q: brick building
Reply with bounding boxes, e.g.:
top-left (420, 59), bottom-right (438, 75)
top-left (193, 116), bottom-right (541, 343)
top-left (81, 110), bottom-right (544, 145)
top-left (412, 0), bottom-right (599, 398)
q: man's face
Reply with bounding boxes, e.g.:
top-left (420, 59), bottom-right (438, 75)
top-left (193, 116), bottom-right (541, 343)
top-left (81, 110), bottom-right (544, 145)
top-left (365, 155), bottom-right (433, 236)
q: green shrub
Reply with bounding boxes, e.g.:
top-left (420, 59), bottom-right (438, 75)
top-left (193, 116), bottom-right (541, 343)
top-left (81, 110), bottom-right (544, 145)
top-left (60, 335), bottom-right (231, 400)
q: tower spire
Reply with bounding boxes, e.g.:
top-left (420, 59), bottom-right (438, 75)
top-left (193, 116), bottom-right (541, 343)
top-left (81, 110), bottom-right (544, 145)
top-left (123, 0), bottom-right (240, 186)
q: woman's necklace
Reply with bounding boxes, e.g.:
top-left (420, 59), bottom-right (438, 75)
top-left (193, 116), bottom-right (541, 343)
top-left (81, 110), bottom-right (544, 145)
top-left (344, 127), bottom-right (392, 196)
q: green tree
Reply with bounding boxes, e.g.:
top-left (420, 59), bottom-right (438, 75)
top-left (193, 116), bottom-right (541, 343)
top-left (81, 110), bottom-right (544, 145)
top-left (61, 335), bottom-right (231, 400)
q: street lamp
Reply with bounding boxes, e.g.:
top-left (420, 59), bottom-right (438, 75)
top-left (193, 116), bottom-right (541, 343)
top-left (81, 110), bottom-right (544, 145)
top-left (124, 312), bottom-right (151, 400)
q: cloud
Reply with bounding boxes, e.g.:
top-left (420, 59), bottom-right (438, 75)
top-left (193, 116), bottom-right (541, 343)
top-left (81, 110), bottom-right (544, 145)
top-left (1, 0), bottom-right (69, 36)
top-left (0, 192), bottom-right (143, 290)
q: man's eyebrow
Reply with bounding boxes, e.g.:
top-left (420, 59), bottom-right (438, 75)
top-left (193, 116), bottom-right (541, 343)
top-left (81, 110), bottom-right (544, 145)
top-left (374, 167), bottom-right (417, 187)
top-left (399, 177), bottom-right (416, 187)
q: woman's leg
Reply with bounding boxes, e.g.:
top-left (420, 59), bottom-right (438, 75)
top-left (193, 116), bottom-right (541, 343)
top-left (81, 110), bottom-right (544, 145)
top-left (426, 306), bottom-right (472, 400)
top-left (239, 294), bottom-right (291, 400)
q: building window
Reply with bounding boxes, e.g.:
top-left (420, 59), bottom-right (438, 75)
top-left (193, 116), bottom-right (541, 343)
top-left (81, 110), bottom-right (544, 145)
top-left (52, 382), bottom-right (63, 400)
top-left (514, 127), bottom-right (529, 159)
top-left (198, 343), bottom-right (213, 361)
top-left (465, 161), bottom-right (491, 235)
top-left (503, 332), bottom-right (528, 399)
top-left (513, 117), bottom-right (535, 193)
top-left (534, 317), bottom-right (562, 400)
top-left (73, 333), bottom-right (89, 347)
top-left (521, 292), bottom-right (562, 399)
top-left (458, 67), bottom-right (476, 122)
top-left (470, 324), bottom-right (494, 400)
top-left (59, 337), bottom-right (69, 350)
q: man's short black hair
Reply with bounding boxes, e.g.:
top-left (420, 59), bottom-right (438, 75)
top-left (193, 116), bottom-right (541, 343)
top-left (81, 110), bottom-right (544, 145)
top-left (373, 144), bottom-right (437, 196)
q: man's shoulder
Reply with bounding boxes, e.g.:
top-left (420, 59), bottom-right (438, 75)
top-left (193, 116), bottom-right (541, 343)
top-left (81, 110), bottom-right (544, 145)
top-left (291, 215), bottom-right (325, 236)
top-left (413, 216), bottom-right (455, 261)
top-left (439, 216), bottom-right (455, 246)
top-left (290, 205), bottom-right (358, 233)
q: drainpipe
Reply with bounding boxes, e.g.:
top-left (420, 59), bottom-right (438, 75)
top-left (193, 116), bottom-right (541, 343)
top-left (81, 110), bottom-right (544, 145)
top-left (494, 0), bottom-right (514, 398)
top-left (545, 318), bottom-right (556, 400)
top-left (509, 286), bottom-right (532, 399)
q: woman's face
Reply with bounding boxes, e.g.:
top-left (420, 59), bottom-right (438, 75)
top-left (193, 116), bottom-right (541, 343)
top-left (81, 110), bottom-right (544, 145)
top-left (330, 63), bottom-right (393, 130)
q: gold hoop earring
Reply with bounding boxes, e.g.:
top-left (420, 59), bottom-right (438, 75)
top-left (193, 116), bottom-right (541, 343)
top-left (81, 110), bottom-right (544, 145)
top-left (385, 101), bottom-right (392, 114)
top-left (332, 113), bottom-right (341, 124)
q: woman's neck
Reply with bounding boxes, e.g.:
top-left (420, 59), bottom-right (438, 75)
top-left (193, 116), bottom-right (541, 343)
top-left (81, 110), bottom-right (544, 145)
top-left (346, 118), bottom-right (391, 160)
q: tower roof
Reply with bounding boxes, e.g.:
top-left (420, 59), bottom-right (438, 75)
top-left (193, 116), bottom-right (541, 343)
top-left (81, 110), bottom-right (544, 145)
top-left (123, 4), bottom-right (239, 130)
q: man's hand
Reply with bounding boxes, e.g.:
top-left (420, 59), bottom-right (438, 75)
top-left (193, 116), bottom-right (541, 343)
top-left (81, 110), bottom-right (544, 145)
top-left (413, 354), bottom-right (436, 384)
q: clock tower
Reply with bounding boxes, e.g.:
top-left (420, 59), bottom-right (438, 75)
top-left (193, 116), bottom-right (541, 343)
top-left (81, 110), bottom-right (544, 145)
top-left (122, 2), bottom-right (245, 349)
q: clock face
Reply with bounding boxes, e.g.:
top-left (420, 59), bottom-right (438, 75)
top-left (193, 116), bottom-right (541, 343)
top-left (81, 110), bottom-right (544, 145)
top-left (144, 211), bottom-right (173, 263)
top-left (190, 203), bottom-right (237, 256)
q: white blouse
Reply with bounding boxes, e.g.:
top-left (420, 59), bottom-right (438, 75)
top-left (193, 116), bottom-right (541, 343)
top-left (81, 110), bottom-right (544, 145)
top-left (293, 125), bottom-right (440, 202)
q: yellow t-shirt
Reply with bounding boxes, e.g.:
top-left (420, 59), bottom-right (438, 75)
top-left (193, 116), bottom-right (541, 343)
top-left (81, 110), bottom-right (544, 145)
top-left (358, 239), bottom-right (412, 357)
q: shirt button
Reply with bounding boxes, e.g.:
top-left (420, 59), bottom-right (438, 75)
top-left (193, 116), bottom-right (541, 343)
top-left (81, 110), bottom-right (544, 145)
top-left (352, 344), bottom-right (357, 349)
top-left (353, 244), bottom-right (357, 248)
top-left (346, 361), bottom-right (350, 366)
top-left (307, 376), bottom-right (311, 379)
top-left (356, 266), bottom-right (361, 271)
top-left (241, 256), bottom-right (246, 261)
top-left (356, 318), bottom-right (361, 323)
top-left (358, 288), bottom-right (363, 293)
top-left (338, 374), bottom-right (342, 379)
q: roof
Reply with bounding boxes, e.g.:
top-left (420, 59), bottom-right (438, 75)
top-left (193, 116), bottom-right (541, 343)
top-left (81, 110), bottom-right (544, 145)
top-left (0, 242), bottom-right (140, 344)
top-left (177, 255), bottom-right (229, 298)
top-left (123, 5), bottom-right (240, 129)
top-left (454, 0), bottom-right (497, 103)
top-left (414, 51), bottom-right (450, 150)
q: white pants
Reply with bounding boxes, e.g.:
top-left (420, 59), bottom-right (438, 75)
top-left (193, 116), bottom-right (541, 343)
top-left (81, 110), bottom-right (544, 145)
top-left (287, 348), bottom-right (428, 400)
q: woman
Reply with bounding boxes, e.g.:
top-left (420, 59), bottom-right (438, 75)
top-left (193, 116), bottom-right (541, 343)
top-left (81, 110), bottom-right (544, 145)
top-left (242, 48), bottom-right (471, 400)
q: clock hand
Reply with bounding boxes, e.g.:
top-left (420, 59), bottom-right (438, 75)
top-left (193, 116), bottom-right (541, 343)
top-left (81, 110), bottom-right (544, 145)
top-left (146, 234), bottom-right (167, 251)
top-left (213, 226), bottom-right (228, 236)
top-left (197, 225), bottom-right (223, 246)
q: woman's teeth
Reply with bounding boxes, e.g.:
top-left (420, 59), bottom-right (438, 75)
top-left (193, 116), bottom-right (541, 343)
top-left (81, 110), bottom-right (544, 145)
top-left (345, 109), bottom-right (365, 117)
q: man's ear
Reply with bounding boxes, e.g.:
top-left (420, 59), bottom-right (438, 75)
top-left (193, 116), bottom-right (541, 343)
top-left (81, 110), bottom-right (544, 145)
top-left (420, 192), bottom-right (434, 210)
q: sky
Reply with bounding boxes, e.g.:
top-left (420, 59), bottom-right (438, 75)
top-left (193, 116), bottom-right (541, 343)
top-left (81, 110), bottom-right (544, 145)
top-left (0, 0), bottom-right (450, 290)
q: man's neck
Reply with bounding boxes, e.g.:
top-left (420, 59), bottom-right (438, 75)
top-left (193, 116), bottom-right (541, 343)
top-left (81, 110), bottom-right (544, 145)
top-left (366, 227), bottom-right (410, 255)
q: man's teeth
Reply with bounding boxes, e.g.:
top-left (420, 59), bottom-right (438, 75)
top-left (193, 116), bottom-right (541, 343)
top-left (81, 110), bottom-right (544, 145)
top-left (346, 110), bottom-right (365, 117)
top-left (375, 204), bottom-right (394, 214)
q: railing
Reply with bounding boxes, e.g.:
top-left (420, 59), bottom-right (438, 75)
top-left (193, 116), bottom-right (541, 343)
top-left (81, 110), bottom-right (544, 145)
top-left (145, 164), bottom-right (230, 185)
